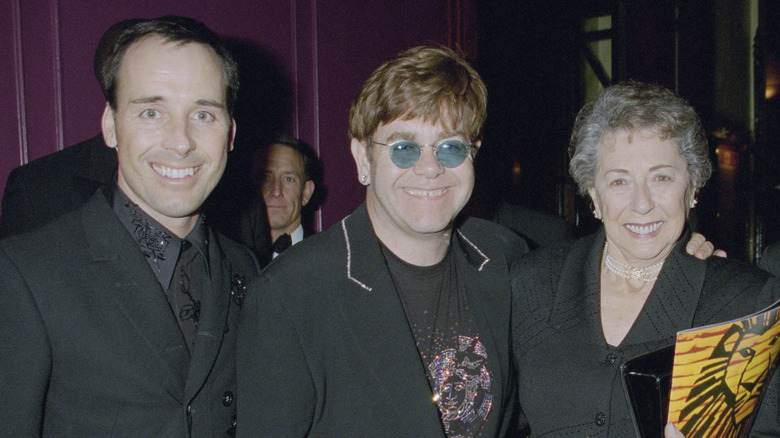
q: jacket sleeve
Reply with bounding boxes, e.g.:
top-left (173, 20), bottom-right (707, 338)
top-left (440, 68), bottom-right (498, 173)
top-left (0, 168), bottom-right (34, 238)
top-left (236, 275), bottom-right (316, 437)
top-left (0, 245), bottom-right (50, 436)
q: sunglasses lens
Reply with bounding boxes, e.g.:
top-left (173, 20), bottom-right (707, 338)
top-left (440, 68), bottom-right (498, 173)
top-left (435, 140), bottom-right (469, 167)
top-left (389, 141), bottom-right (421, 168)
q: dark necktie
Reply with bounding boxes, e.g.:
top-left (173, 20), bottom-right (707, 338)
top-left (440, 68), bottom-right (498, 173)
top-left (165, 240), bottom-right (203, 352)
top-left (272, 233), bottom-right (292, 254)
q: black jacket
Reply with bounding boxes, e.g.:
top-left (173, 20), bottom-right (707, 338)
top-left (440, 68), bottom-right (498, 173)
top-left (0, 188), bottom-right (261, 437)
top-left (237, 204), bottom-right (529, 436)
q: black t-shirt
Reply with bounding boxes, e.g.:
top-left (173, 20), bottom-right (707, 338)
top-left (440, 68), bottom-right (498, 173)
top-left (382, 244), bottom-right (494, 437)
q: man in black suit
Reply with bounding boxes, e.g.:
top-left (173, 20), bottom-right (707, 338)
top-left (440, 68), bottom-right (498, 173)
top-left (251, 133), bottom-right (321, 259)
top-left (237, 46), bottom-right (529, 436)
top-left (0, 16), bottom-right (260, 437)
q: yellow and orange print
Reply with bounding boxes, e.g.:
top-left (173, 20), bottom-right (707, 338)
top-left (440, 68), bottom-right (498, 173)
top-left (668, 306), bottom-right (780, 438)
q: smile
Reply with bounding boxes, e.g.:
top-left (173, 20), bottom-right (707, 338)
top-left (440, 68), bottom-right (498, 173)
top-left (405, 187), bottom-right (447, 197)
top-left (626, 222), bottom-right (663, 235)
top-left (152, 164), bottom-right (199, 179)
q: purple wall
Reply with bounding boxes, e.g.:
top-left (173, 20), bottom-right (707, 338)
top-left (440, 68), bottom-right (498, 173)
top-left (1, 0), bottom-right (466, 230)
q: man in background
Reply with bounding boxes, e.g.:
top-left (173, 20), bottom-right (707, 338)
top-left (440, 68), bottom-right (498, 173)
top-left (252, 133), bottom-right (321, 258)
top-left (0, 16), bottom-right (260, 436)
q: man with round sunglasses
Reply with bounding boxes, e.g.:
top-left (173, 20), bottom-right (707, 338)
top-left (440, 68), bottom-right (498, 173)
top-left (237, 45), bottom-right (528, 436)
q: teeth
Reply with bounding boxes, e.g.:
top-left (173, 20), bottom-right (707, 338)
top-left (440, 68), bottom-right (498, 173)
top-left (405, 188), bottom-right (447, 197)
top-left (626, 222), bottom-right (663, 235)
top-left (152, 164), bottom-right (198, 179)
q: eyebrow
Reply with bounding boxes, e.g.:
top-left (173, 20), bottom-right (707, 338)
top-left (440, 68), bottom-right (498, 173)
top-left (129, 96), bottom-right (226, 109)
top-left (604, 164), bottom-right (679, 175)
top-left (384, 129), bottom-right (467, 142)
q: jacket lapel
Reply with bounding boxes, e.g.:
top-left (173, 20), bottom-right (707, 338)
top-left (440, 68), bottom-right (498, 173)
top-left (72, 136), bottom-right (117, 203)
top-left (81, 189), bottom-right (189, 394)
top-left (550, 230), bottom-right (606, 346)
top-left (548, 227), bottom-right (707, 347)
top-left (624, 233), bottom-right (706, 345)
top-left (337, 206), bottom-right (445, 436)
top-left (454, 228), bottom-right (509, 414)
top-left (184, 229), bottom-right (233, 400)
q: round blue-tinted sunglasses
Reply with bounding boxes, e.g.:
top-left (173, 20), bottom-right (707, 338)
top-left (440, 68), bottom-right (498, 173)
top-left (369, 138), bottom-right (473, 168)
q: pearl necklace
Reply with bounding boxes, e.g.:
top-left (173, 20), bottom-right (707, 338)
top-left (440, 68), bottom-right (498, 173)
top-left (603, 241), bottom-right (664, 282)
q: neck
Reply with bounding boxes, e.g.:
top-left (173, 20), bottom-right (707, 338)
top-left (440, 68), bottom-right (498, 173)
top-left (602, 241), bottom-right (664, 282)
top-left (116, 186), bottom-right (198, 238)
top-left (370, 223), bottom-right (451, 267)
top-left (379, 233), bottom-right (451, 266)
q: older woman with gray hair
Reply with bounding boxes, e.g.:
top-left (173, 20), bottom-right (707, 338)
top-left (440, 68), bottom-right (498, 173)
top-left (511, 81), bottom-right (780, 437)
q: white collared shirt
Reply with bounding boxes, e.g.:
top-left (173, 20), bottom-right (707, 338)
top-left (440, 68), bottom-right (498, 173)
top-left (272, 224), bottom-right (304, 259)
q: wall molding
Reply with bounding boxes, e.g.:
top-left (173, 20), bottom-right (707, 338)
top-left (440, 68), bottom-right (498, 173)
top-left (49, 0), bottom-right (64, 151)
top-left (11, 0), bottom-right (27, 164)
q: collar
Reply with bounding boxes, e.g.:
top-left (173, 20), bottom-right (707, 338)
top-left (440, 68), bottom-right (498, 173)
top-left (341, 204), bottom-right (490, 292)
top-left (549, 226), bottom-right (704, 346)
top-left (111, 185), bottom-right (209, 289)
top-left (290, 224), bottom-right (304, 245)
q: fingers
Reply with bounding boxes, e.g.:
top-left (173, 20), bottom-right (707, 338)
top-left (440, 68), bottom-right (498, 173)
top-left (664, 422), bottom-right (685, 438)
top-left (686, 232), bottom-right (725, 260)
top-left (693, 241), bottom-right (715, 260)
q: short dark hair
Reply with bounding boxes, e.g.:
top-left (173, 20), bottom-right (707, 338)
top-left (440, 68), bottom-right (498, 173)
top-left (97, 15), bottom-right (239, 115)
top-left (270, 133), bottom-right (322, 185)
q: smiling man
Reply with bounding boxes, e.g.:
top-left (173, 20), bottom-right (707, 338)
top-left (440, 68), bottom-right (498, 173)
top-left (0, 16), bottom-right (260, 437)
top-left (237, 46), bottom-right (529, 437)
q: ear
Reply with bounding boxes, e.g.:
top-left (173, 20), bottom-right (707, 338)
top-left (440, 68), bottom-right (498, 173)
top-left (588, 186), bottom-right (602, 219)
top-left (685, 187), bottom-right (697, 213)
top-left (301, 180), bottom-right (315, 206)
top-left (101, 102), bottom-right (118, 148)
top-left (350, 138), bottom-right (371, 185)
top-left (228, 118), bottom-right (236, 152)
top-left (471, 140), bottom-right (482, 157)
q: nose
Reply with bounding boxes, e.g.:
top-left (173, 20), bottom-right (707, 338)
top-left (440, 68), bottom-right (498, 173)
top-left (632, 182), bottom-right (655, 215)
top-left (412, 145), bottom-right (445, 178)
top-left (264, 176), bottom-right (282, 198)
top-left (164, 117), bottom-right (196, 156)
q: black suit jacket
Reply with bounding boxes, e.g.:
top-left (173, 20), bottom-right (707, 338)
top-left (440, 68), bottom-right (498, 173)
top-left (491, 201), bottom-right (576, 249)
top-left (0, 135), bottom-right (115, 237)
top-left (236, 204), bottom-right (529, 436)
top-left (759, 241), bottom-right (780, 276)
top-left (511, 227), bottom-right (780, 437)
top-left (0, 188), bottom-right (260, 437)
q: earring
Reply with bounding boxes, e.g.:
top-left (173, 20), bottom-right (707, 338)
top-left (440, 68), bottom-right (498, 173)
top-left (593, 210), bottom-right (601, 220)
top-left (690, 199), bottom-right (697, 209)
top-left (360, 175), bottom-right (367, 184)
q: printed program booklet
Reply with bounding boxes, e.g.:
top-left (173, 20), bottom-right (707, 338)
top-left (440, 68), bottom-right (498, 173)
top-left (622, 298), bottom-right (780, 438)
top-left (667, 298), bottom-right (780, 437)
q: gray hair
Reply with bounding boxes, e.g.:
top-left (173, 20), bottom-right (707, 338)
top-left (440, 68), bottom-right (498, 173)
top-left (569, 81), bottom-right (712, 197)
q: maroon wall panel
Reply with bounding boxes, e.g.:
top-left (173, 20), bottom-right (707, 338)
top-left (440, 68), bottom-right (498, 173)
top-left (314, 0), bottom-right (449, 227)
top-left (56, 0), bottom-right (295, 147)
top-left (0, 0), bottom-right (456, 230)
top-left (0, 0), bottom-right (23, 191)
